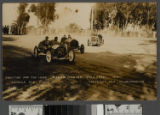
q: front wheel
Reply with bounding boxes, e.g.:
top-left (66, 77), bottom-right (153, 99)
top-left (68, 50), bottom-right (75, 63)
top-left (46, 51), bottom-right (52, 63)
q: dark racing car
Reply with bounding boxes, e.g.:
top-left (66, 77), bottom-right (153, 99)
top-left (33, 36), bottom-right (84, 63)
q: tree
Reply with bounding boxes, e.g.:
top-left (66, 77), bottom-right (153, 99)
top-left (113, 9), bottom-right (126, 30)
top-left (130, 2), bottom-right (156, 26)
top-left (93, 3), bottom-right (116, 30)
top-left (116, 2), bottom-right (137, 27)
top-left (29, 3), bottom-right (56, 34)
top-left (92, 2), bottom-right (156, 32)
top-left (16, 3), bottom-right (30, 35)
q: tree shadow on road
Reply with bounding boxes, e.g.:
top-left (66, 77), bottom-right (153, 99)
top-left (2, 44), bottom-right (157, 101)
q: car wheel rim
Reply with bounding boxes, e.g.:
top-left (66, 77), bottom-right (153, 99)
top-left (46, 51), bottom-right (51, 63)
top-left (69, 51), bottom-right (74, 62)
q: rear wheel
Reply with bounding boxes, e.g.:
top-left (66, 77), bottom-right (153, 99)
top-left (46, 51), bottom-right (52, 63)
top-left (68, 50), bottom-right (75, 63)
top-left (34, 46), bottom-right (39, 58)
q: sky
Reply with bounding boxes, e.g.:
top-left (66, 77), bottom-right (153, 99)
top-left (2, 3), bottom-right (95, 29)
top-left (2, 3), bottom-right (19, 26)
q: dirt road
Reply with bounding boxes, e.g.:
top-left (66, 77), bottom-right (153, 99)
top-left (2, 35), bottom-right (157, 101)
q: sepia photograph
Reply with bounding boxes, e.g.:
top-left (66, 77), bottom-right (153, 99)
top-left (9, 104), bottom-right (142, 115)
top-left (2, 2), bottom-right (157, 101)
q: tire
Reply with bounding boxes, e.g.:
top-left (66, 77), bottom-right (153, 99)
top-left (46, 50), bottom-right (52, 63)
top-left (70, 39), bottom-right (79, 49)
top-left (80, 44), bottom-right (84, 54)
top-left (68, 50), bottom-right (75, 63)
top-left (34, 46), bottom-right (39, 58)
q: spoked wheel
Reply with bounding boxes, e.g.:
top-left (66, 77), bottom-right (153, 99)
top-left (34, 46), bottom-right (39, 58)
top-left (46, 51), bottom-right (52, 63)
top-left (68, 50), bottom-right (75, 63)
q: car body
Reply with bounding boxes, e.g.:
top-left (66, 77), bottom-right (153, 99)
top-left (33, 38), bottom-right (85, 63)
top-left (88, 34), bottom-right (104, 46)
top-left (34, 41), bottom-right (75, 63)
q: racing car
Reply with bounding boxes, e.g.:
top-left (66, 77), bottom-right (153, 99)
top-left (88, 34), bottom-right (104, 46)
top-left (34, 41), bottom-right (75, 63)
top-left (33, 38), bottom-right (84, 63)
